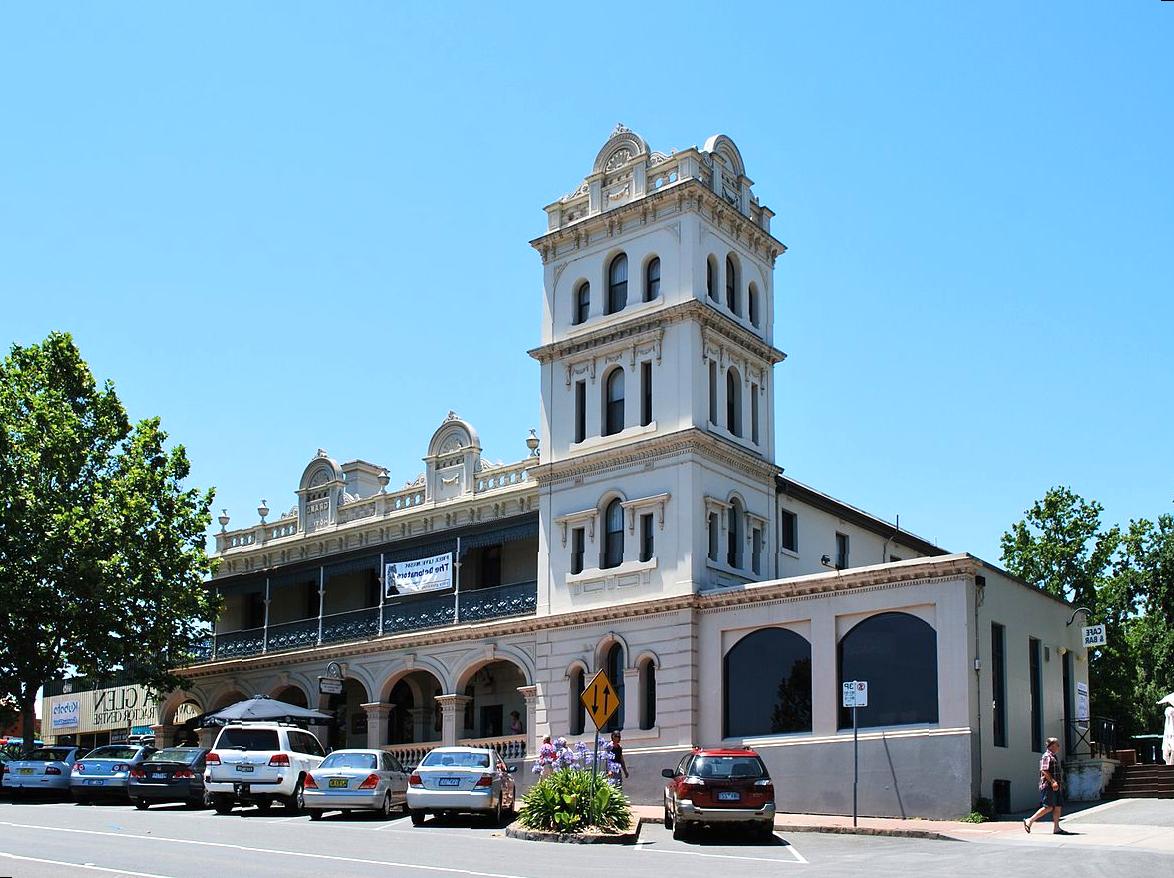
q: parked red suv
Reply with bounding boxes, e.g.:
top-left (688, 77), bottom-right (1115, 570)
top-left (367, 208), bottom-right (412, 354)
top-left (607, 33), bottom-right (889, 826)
top-left (662, 748), bottom-right (775, 840)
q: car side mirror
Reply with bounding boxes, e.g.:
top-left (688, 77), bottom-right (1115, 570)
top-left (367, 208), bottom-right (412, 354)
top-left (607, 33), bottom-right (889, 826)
top-left (661, 768), bottom-right (675, 779)
top-left (508, 765), bottom-right (517, 774)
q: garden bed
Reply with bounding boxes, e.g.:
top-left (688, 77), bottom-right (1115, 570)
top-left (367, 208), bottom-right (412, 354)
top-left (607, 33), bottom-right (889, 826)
top-left (504, 820), bottom-right (641, 845)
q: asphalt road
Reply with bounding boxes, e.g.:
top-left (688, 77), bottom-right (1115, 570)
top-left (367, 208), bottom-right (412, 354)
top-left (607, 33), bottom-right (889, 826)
top-left (0, 796), bottom-right (1169, 878)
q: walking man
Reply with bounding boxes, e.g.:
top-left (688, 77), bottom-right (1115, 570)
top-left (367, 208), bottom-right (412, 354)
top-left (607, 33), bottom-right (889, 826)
top-left (1024, 737), bottom-right (1071, 834)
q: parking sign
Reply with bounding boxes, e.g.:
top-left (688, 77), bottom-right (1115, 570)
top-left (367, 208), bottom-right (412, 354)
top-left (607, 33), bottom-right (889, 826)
top-left (842, 680), bottom-right (868, 708)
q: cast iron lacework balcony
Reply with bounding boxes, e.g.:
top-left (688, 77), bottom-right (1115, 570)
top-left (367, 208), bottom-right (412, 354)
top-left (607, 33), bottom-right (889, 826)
top-left (202, 581), bottom-right (537, 663)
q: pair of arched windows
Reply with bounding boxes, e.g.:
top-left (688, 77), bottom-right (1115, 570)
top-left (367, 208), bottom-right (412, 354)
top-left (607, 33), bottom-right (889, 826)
top-left (721, 613), bottom-right (938, 738)
top-left (710, 364), bottom-right (749, 440)
top-left (706, 252), bottom-right (762, 329)
top-left (572, 253), bottom-right (662, 326)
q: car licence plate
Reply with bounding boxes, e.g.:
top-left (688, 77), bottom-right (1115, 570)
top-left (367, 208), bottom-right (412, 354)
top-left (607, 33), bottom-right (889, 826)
top-left (235, 764), bottom-right (254, 773)
top-left (438, 777), bottom-right (460, 787)
top-left (152, 773), bottom-right (169, 780)
top-left (717, 791), bottom-right (740, 802)
top-left (18, 768), bottom-right (34, 775)
top-left (85, 779), bottom-right (105, 786)
top-left (329, 778), bottom-right (348, 788)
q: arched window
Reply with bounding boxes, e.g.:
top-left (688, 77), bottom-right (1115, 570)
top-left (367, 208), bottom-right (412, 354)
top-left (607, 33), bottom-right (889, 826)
top-left (602, 498), bottom-right (624, 569)
top-left (708, 361), bottom-right (718, 424)
top-left (574, 282), bottom-right (590, 326)
top-left (838, 612), bottom-right (939, 729)
top-left (644, 257), bottom-right (660, 302)
top-left (604, 642), bottom-right (625, 732)
top-left (706, 256), bottom-right (718, 301)
top-left (604, 368), bottom-right (625, 436)
top-left (727, 497), bottom-right (743, 568)
top-left (569, 667), bottom-right (585, 736)
top-left (607, 254), bottom-right (628, 314)
top-left (639, 657), bottom-right (656, 730)
top-left (726, 255), bottom-right (739, 314)
top-left (726, 368), bottom-right (742, 437)
top-left (724, 628), bottom-right (812, 737)
top-left (748, 283), bottom-right (760, 327)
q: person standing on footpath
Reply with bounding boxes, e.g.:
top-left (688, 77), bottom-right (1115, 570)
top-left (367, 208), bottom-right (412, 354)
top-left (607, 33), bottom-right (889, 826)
top-left (610, 730), bottom-right (630, 786)
top-left (1024, 737), bottom-right (1071, 834)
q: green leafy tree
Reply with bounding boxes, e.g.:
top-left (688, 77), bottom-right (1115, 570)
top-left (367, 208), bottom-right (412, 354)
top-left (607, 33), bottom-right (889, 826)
top-left (0, 333), bottom-right (219, 753)
top-left (1122, 514), bottom-right (1174, 734)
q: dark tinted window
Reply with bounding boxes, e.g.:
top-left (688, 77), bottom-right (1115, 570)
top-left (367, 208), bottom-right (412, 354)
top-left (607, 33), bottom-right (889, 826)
top-left (602, 500), bottom-right (624, 569)
top-left (645, 257), bottom-right (660, 301)
top-left (216, 729), bottom-right (279, 751)
top-left (84, 746), bottom-right (137, 760)
top-left (574, 282), bottom-right (590, 325)
top-left (604, 368), bottom-right (625, 436)
top-left (724, 628), bottom-right (812, 737)
top-left (781, 510), bottom-right (797, 552)
top-left (25, 748), bottom-right (74, 762)
top-left (421, 750), bottom-right (489, 768)
top-left (838, 612), bottom-right (938, 729)
top-left (691, 755), bottom-right (766, 779)
top-left (992, 623), bottom-right (1007, 748)
top-left (607, 254), bottom-right (628, 314)
top-left (293, 732), bottom-right (325, 757)
top-left (146, 748), bottom-right (201, 764)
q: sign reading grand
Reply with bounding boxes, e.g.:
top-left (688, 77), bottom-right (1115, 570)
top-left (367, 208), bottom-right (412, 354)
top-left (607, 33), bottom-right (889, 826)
top-left (385, 552), bottom-right (453, 596)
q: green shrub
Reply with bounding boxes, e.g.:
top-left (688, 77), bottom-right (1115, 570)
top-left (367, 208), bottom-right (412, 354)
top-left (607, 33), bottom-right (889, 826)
top-left (517, 768), bottom-right (633, 833)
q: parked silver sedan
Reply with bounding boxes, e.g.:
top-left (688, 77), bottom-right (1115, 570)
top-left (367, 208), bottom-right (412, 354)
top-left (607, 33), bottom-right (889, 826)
top-left (71, 744), bottom-right (156, 803)
top-left (5, 747), bottom-right (81, 796)
top-left (304, 749), bottom-right (409, 820)
top-left (406, 746), bottom-right (517, 825)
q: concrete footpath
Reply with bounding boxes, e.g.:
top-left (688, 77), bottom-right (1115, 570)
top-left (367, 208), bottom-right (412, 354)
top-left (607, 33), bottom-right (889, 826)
top-left (633, 797), bottom-right (1174, 854)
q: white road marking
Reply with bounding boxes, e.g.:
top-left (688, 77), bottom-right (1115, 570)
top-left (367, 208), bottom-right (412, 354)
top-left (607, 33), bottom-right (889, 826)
top-left (0, 850), bottom-right (176, 878)
top-left (0, 819), bottom-right (531, 878)
top-left (634, 838), bottom-right (808, 864)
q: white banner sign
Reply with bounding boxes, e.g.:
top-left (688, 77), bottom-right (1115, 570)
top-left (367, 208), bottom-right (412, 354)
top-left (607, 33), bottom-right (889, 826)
top-left (385, 552), bottom-right (453, 596)
top-left (50, 699), bottom-right (80, 729)
top-left (1076, 681), bottom-right (1090, 722)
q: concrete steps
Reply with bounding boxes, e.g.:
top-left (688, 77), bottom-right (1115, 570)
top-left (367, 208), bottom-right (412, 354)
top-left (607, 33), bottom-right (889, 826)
top-left (1104, 763), bottom-right (1174, 800)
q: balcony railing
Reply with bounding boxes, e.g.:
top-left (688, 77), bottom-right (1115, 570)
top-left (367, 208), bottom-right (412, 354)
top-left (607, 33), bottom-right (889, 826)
top-left (202, 580), bottom-right (537, 663)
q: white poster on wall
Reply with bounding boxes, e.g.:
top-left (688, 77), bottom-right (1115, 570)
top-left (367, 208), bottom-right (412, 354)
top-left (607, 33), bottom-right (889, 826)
top-left (385, 552), bottom-right (453, 596)
top-left (50, 699), bottom-right (80, 729)
top-left (1076, 681), bottom-right (1090, 722)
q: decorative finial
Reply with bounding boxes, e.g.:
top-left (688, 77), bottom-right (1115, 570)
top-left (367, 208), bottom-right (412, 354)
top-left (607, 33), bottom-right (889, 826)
top-left (445, 410), bottom-right (459, 421)
top-left (526, 429), bottom-right (540, 457)
top-left (218, 508), bottom-right (230, 532)
top-left (378, 468), bottom-right (390, 492)
top-left (316, 448), bottom-right (328, 458)
top-left (611, 122), bottom-right (628, 136)
top-left (257, 499), bottom-right (269, 523)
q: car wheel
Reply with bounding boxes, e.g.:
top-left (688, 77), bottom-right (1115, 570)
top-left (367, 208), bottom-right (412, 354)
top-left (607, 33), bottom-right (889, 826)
top-left (672, 819), bottom-right (688, 841)
top-left (285, 780), bottom-right (305, 814)
top-left (410, 809), bottom-right (426, 826)
top-left (663, 802), bottom-right (674, 830)
top-left (213, 794), bottom-right (235, 815)
top-left (309, 810), bottom-right (322, 821)
top-left (134, 799), bottom-right (149, 810)
top-left (380, 794), bottom-right (393, 819)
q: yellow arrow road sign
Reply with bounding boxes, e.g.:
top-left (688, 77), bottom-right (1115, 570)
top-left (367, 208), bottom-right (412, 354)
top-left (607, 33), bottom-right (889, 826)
top-left (581, 670), bottom-right (620, 730)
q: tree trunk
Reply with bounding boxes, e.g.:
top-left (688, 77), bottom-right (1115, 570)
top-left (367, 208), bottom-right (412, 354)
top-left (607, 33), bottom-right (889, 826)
top-left (20, 685), bottom-right (37, 756)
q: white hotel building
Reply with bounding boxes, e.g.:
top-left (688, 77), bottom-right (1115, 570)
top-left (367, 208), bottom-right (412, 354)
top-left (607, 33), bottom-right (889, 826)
top-left (155, 127), bottom-right (1091, 818)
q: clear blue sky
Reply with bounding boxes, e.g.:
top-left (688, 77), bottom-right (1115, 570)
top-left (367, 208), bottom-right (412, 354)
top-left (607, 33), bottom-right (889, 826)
top-left (2, 2), bottom-right (1171, 564)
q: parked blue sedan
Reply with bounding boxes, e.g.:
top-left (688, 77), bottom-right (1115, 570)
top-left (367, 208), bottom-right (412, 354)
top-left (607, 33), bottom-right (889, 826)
top-left (128, 747), bottom-right (210, 809)
top-left (71, 744), bottom-right (156, 803)
top-left (6, 747), bottom-right (81, 796)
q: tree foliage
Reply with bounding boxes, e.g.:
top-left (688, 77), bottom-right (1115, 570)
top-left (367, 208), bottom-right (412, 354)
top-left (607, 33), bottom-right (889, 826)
top-left (1001, 487), bottom-right (1174, 738)
top-left (0, 333), bottom-right (219, 751)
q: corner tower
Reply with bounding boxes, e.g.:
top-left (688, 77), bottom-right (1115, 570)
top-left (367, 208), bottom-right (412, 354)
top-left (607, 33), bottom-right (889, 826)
top-left (530, 126), bottom-right (786, 615)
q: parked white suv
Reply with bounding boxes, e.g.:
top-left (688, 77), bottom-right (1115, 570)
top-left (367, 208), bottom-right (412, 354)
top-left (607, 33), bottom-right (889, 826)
top-left (204, 722), bottom-right (326, 814)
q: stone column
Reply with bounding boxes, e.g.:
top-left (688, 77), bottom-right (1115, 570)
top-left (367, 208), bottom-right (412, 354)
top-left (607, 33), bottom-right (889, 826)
top-left (517, 685), bottom-right (539, 756)
top-left (435, 695), bottom-right (471, 747)
top-left (362, 703), bottom-right (391, 749)
top-left (622, 668), bottom-right (641, 732)
top-left (196, 726), bottom-right (218, 750)
top-left (150, 724), bottom-right (179, 748)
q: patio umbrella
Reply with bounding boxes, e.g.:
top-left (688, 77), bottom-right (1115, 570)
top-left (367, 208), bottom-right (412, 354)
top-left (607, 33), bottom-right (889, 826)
top-left (203, 694), bottom-right (334, 726)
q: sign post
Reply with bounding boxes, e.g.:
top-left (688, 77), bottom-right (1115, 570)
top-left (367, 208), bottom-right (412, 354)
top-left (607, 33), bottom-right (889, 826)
top-left (580, 670), bottom-right (621, 803)
top-left (842, 680), bottom-right (868, 827)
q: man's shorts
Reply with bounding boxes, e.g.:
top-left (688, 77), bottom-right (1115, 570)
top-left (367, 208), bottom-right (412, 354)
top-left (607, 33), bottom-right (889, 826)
top-left (1039, 784), bottom-right (1062, 808)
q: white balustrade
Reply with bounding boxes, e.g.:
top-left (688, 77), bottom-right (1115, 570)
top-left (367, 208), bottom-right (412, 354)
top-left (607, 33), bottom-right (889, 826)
top-left (458, 735), bottom-right (528, 762)
top-left (382, 741), bottom-right (440, 771)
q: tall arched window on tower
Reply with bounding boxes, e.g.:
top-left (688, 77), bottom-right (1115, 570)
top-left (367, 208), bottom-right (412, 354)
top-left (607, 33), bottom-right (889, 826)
top-left (644, 256), bottom-right (660, 302)
top-left (569, 666), bottom-right (585, 735)
top-left (748, 283), bottom-right (760, 328)
top-left (726, 368), bottom-right (742, 437)
top-left (604, 642), bottom-right (625, 731)
top-left (603, 368), bottom-right (625, 436)
top-left (727, 497), bottom-right (743, 568)
top-left (607, 254), bottom-right (628, 314)
top-left (726, 255), bottom-right (739, 315)
top-left (602, 499), bottom-right (624, 569)
top-left (574, 281), bottom-right (590, 326)
top-left (838, 612), bottom-right (939, 729)
top-left (706, 256), bottom-right (718, 301)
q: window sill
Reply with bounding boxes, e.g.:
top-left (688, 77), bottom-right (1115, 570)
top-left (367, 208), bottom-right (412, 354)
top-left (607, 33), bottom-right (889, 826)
top-left (618, 726), bottom-right (659, 743)
top-left (703, 297), bottom-right (766, 339)
top-left (707, 421), bottom-right (761, 455)
top-left (573, 421), bottom-right (657, 454)
top-left (705, 557), bottom-right (752, 580)
top-left (567, 557), bottom-right (658, 594)
top-left (566, 297), bottom-right (662, 339)
top-left (781, 548), bottom-right (799, 559)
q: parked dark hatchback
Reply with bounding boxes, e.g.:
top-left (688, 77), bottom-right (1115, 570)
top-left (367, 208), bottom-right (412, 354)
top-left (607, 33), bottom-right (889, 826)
top-left (662, 749), bottom-right (776, 840)
top-left (129, 747), bottom-right (210, 809)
